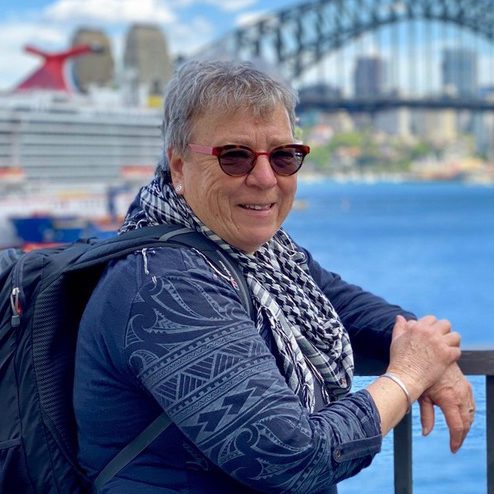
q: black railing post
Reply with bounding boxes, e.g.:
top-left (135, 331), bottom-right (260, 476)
top-left (394, 412), bottom-right (413, 494)
top-left (488, 375), bottom-right (494, 494)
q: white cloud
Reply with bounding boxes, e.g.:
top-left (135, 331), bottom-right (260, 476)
top-left (173, 0), bottom-right (256, 11)
top-left (235, 9), bottom-right (270, 27)
top-left (42, 0), bottom-right (175, 24)
top-left (2, 22), bottom-right (66, 47)
top-left (167, 16), bottom-right (215, 56)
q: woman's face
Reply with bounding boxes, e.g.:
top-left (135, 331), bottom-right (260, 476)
top-left (168, 104), bottom-right (297, 253)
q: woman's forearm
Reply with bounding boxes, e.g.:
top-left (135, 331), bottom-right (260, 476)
top-left (367, 374), bottom-right (419, 435)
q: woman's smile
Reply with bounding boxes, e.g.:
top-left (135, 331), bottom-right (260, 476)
top-left (239, 202), bottom-right (274, 211)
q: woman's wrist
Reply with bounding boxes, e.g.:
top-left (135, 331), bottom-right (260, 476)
top-left (366, 374), bottom-right (416, 435)
top-left (379, 372), bottom-right (412, 412)
top-left (383, 366), bottom-right (425, 403)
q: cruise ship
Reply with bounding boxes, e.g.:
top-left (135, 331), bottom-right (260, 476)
top-left (0, 43), bottom-right (163, 187)
top-left (0, 43), bottom-right (164, 244)
top-left (0, 93), bottom-right (162, 187)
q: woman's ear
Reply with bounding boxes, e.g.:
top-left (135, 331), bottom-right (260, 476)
top-left (167, 147), bottom-right (184, 187)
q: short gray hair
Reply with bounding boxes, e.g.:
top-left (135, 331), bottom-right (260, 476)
top-left (158, 59), bottom-right (298, 177)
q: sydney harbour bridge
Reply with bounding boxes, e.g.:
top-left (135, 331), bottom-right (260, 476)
top-left (197, 0), bottom-right (494, 114)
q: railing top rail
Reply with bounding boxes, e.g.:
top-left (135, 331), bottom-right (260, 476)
top-left (355, 348), bottom-right (494, 377)
top-left (457, 349), bottom-right (494, 376)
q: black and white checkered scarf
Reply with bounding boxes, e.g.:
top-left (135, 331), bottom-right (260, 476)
top-left (120, 176), bottom-right (354, 411)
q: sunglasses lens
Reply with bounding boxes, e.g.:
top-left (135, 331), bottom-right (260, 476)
top-left (218, 148), bottom-right (255, 176)
top-left (271, 146), bottom-right (305, 175)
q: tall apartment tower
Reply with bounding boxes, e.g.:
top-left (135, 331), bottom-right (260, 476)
top-left (123, 24), bottom-right (172, 101)
top-left (442, 48), bottom-right (478, 97)
top-left (354, 55), bottom-right (386, 98)
top-left (70, 28), bottom-right (114, 92)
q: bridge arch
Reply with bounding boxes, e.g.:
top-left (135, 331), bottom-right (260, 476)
top-left (201, 0), bottom-right (494, 80)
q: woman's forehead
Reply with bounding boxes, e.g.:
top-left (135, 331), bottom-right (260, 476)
top-left (193, 102), bottom-right (286, 126)
top-left (196, 96), bottom-right (282, 116)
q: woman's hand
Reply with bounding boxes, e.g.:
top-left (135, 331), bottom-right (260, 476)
top-left (386, 315), bottom-right (461, 401)
top-left (418, 364), bottom-right (475, 453)
top-left (367, 315), bottom-right (461, 436)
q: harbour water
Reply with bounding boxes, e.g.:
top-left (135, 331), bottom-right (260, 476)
top-left (285, 180), bottom-right (493, 493)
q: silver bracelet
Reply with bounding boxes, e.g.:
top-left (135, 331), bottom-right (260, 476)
top-left (380, 372), bottom-right (412, 412)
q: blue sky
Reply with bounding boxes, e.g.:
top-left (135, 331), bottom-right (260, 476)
top-left (0, 0), bottom-right (300, 91)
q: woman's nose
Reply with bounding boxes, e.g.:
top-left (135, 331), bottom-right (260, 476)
top-left (245, 154), bottom-right (277, 188)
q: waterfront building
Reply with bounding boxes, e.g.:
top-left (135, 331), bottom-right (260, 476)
top-left (324, 111), bottom-right (354, 134)
top-left (353, 55), bottom-right (386, 98)
top-left (472, 112), bottom-right (494, 160)
top-left (70, 28), bottom-right (115, 92)
top-left (413, 109), bottom-right (458, 144)
top-left (374, 108), bottom-right (412, 138)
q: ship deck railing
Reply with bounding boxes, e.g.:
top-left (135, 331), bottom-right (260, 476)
top-left (355, 348), bottom-right (494, 494)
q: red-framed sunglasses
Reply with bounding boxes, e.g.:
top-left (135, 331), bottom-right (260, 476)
top-left (188, 143), bottom-right (310, 177)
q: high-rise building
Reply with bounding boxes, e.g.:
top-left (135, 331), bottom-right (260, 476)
top-left (123, 24), bottom-right (172, 102)
top-left (442, 48), bottom-right (478, 97)
top-left (354, 55), bottom-right (386, 98)
top-left (70, 28), bottom-right (114, 92)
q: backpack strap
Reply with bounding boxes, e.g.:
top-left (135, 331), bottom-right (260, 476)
top-left (92, 224), bottom-right (254, 491)
top-left (74, 224), bottom-right (254, 320)
top-left (93, 414), bottom-right (172, 491)
top-left (155, 226), bottom-right (254, 320)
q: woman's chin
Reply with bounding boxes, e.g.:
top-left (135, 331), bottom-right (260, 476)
top-left (231, 229), bottom-right (277, 254)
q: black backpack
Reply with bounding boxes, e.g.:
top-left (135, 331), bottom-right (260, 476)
top-left (0, 224), bottom-right (253, 494)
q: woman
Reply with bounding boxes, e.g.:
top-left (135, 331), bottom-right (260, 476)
top-left (74, 60), bottom-right (473, 493)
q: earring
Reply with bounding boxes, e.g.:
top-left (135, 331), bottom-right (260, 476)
top-left (175, 183), bottom-right (183, 194)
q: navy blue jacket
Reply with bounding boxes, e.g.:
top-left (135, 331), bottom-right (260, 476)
top-left (74, 244), bottom-right (413, 493)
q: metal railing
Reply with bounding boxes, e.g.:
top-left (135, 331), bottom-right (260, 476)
top-left (355, 349), bottom-right (494, 494)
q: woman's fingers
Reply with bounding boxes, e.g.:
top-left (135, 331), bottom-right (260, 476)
top-left (391, 314), bottom-right (408, 340)
top-left (434, 318), bottom-right (453, 335)
top-left (407, 316), bottom-right (452, 335)
top-left (444, 331), bottom-right (461, 347)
